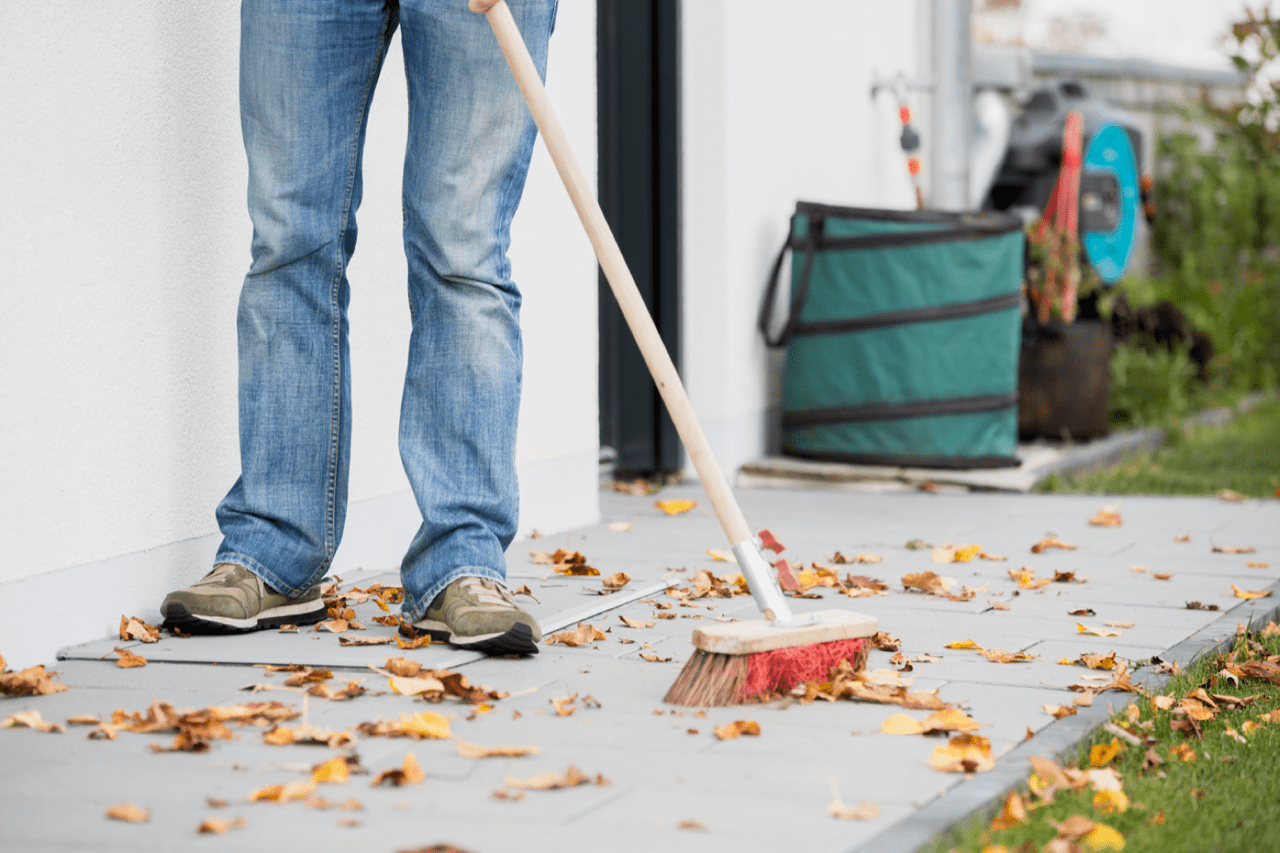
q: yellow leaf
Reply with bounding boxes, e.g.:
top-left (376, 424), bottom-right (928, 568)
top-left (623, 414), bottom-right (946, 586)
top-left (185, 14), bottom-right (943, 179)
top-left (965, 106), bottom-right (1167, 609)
top-left (398, 711), bottom-right (451, 740)
top-left (655, 499), bottom-right (697, 516)
top-left (1231, 585), bottom-right (1272, 600)
top-left (945, 639), bottom-right (979, 649)
top-left (1077, 623), bottom-right (1121, 637)
top-left (706, 548), bottom-right (736, 563)
top-left (1092, 789), bottom-right (1129, 813)
top-left (1081, 823), bottom-right (1126, 851)
top-left (401, 752), bottom-right (424, 784)
top-left (455, 739), bottom-right (540, 759)
top-left (106, 803), bottom-right (150, 823)
top-left (929, 734), bottom-right (994, 773)
top-left (880, 714), bottom-right (926, 735)
top-left (954, 544), bottom-right (983, 563)
top-left (921, 708), bottom-right (981, 733)
top-left (312, 757), bottom-right (349, 784)
top-left (714, 720), bottom-right (761, 740)
top-left (388, 675), bottom-right (445, 696)
top-left (1090, 738), bottom-right (1122, 768)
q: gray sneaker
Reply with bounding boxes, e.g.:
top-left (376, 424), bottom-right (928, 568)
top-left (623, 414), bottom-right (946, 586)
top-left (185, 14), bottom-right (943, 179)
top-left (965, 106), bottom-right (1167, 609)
top-left (161, 564), bottom-right (326, 634)
top-left (401, 576), bottom-right (541, 655)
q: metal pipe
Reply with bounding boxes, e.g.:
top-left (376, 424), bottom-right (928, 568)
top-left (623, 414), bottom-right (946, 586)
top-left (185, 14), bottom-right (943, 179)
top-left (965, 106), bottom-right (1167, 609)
top-left (931, 0), bottom-right (973, 210)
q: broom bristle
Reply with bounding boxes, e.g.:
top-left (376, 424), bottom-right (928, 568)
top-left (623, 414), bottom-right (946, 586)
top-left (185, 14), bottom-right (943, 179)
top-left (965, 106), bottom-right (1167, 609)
top-left (664, 637), bottom-right (868, 707)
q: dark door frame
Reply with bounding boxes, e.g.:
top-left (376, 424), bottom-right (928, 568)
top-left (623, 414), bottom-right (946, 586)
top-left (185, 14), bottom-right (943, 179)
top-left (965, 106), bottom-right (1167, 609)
top-left (596, 0), bottom-right (682, 477)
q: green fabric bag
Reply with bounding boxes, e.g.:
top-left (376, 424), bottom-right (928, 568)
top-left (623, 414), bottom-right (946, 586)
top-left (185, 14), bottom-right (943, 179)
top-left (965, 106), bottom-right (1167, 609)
top-left (759, 201), bottom-right (1025, 469)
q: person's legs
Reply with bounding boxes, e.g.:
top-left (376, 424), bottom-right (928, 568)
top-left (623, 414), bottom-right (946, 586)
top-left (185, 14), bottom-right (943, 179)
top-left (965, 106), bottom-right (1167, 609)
top-left (393, 0), bottom-right (555, 634)
top-left (188, 1), bottom-right (398, 623)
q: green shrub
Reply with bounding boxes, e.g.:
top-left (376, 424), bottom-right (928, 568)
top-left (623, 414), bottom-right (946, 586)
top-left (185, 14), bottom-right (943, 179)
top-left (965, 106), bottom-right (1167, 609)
top-left (1109, 342), bottom-right (1201, 427)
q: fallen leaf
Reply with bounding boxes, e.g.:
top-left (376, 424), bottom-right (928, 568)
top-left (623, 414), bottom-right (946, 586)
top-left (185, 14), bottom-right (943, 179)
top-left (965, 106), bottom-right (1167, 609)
top-left (678, 819), bottom-right (709, 830)
top-left (990, 790), bottom-right (1028, 831)
top-left (250, 780), bottom-right (317, 802)
top-left (1043, 705), bottom-right (1078, 718)
top-left (1069, 608), bottom-right (1097, 617)
top-left (929, 734), bottom-right (994, 773)
top-left (1186, 601), bottom-right (1219, 611)
top-left (880, 714), bottom-right (925, 735)
top-left (1031, 536), bottom-right (1077, 554)
top-left (945, 639), bottom-right (979, 649)
top-left (619, 615), bottom-right (654, 629)
top-left (1169, 742), bottom-right (1196, 762)
top-left (105, 803), bottom-right (149, 823)
top-left (554, 564), bottom-right (600, 577)
top-left (1247, 561), bottom-right (1270, 568)
top-left (197, 817), bottom-right (247, 835)
top-left (607, 521), bottom-right (632, 532)
top-left (356, 711), bottom-right (450, 740)
top-left (1080, 823), bottom-right (1126, 851)
top-left (503, 764), bottom-right (593, 791)
top-left (2, 710), bottom-right (65, 733)
top-left (1231, 585), bottom-right (1272, 600)
top-left (706, 548), bottom-right (736, 563)
top-left (1105, 621), bottom-right (1135, 629)
top-left (371, 753), bottom-right (424, 787)
top-left (388, 674), bottom-right (446, 696)
top-left (1213, 545), bottom-right (1256, 554)
top-left (1088, 507), bottom-right (1122, 526)
top-left (921, 708), bottom-right (981, 733)
top-left (1218, 489), bottom-right (1247, 502)
top-left (827, 776), bottom-right (879, 821)
top-left (338, 633), bottom-right (395, 646)
top-left (902, 571), bottom-right (955, 595)
top-left (602, 572), bottom-right (631, 590)
top-left (312, 757), bottom-right (350, 784)
top-left (655, 499), bottom-right (697, 516)
top-left (638, 653), bottom-right (672, 663)
top-left (545, 623), bottom-right (606, 647)
top-left (714, 720), bottom-right (761, 740)
top-left (1152, 572), bottom-right (1172, 580)
top-left (455, 739), bottom-right (540, 759)
top-left (113, 646), bottom-right (147, 668)
top-left (119, 615), bottom-right (161, 643)
top-left (1090, 738), bottom-right (1122, 767)
top-left (550, 694), bottom-right (577, 717)
top-left (1077, 623), bottom-right (1122, 637)
top-left (932, 544), bottom-right (982, 564)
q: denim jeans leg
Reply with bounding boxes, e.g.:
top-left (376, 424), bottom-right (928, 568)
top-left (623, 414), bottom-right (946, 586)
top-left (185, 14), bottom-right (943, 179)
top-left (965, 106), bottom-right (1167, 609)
top-left (214, 0), bottom-right (399, 596)
top-left (395, 0), bottom-right (557, 619)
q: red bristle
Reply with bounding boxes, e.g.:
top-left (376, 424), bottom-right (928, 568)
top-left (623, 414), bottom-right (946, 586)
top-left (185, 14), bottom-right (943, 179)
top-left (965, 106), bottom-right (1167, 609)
top-left (744, 637), bottom-right (866, 697)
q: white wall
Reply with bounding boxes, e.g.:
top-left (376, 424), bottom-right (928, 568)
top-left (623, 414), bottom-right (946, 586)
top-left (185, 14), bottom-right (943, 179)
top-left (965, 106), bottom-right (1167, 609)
top-left (681, 0), bottom-right (921, 478)
top-left (0, 1), bottom-right (598, 667)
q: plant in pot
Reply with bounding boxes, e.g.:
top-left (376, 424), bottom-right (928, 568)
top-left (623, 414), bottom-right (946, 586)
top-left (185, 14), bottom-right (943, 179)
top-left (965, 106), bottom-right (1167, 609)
top-left (1018, 111), bottom-right (1115, 441)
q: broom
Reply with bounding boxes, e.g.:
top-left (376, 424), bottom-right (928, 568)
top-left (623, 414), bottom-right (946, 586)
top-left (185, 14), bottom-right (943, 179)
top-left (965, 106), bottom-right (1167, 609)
top-left (473, 0), bottom-right (878, 705)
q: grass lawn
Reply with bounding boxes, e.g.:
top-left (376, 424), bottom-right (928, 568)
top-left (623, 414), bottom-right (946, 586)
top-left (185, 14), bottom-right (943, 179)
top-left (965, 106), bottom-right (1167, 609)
top-left (1039, 399), bottom-right (1280, 499)
top-left (924, 625), bottom-right (1280, 853)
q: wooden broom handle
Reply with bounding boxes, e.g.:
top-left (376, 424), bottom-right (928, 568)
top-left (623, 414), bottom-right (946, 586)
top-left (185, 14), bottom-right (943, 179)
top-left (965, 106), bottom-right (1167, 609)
top-left (475, 0), bottom-right (753, 548)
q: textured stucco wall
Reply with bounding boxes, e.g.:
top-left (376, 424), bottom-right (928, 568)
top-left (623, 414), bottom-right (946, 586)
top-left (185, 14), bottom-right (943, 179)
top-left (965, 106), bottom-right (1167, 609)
top-left (0, 1), bottom-right (599, 590)
top-left (681, 0), bottom-right (921, 477)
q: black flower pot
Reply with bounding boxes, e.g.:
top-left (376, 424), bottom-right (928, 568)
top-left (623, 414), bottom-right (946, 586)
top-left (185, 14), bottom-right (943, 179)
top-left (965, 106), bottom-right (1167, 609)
top-left (1017, 320), bottom-right (1113, 440)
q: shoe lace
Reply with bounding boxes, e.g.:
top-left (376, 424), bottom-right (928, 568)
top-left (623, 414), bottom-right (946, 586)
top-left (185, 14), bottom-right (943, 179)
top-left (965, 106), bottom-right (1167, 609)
top-left (460, 577), bottom-right (516, 608)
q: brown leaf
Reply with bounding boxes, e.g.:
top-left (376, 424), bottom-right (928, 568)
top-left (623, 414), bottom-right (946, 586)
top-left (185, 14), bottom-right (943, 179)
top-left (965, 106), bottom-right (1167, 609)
top-left (1218, 489), bottom-right (1248, 502)
top-left (1031, 536), bottom-right (1077, 554)
top-left (395, 633), bottom-right (434, 650)
top-left (901, 571), bottom-right (953, 595)
top-left (512, 584), bottom-right (539, 602)
top-left (338, 635), bottom-right (395, 646)
top-left (1069, 608), bottom-right (1096, 617)
top-left (1213, 545), bottom-right (1256, 554)
top-left (1152, 572), bottom-right (1173, 580)
top-left (455, 739), bottom-right (540, 759)
top-left (929, 734), bottom-right (994, 773)
top-left (619, 615), bottom-right (654, 629)
top-left (503, 764), bottom-right (593, 790)
top-left (250, 780), bottom-right (318, 802)
top-left (678, 819), bottom-right (710, 830)
top-left (113, 646), bottom-right (147, 668)
top-left (105, 803), bottom-right (150, 823)
top-left (545, 623), bottom-right (606, 647)
top-left (314, 619), bottom-right (349, 634)
top-left (1043, 704), bottom-right (1078, 718)
top-left (713, 720), bottom-right (761, 740)
top-left (602, 572), bottom-right (631, 590)
top-left (826, 777), bottom-right (879, 821)
top-left (638, 652), bottom-right (672, 663)
top-left (119, 615), bottom-right (161, 643)
top-left (921, 708), bottom-right (981, 734)
top-left (383, 658), bottom-right (423, 678)
top-left (355, 711), bottom-right (450, 740)
top-left (990, 790), bottom-right (1028, 831)
top-left (979, 648), bottom-right (1037, 664)
top-left (283, 668), bottom-right (333, 687)
top-left (550, 694), bottom-right (578, 717)
top-left (1088, 507), bottom-right (1123, 527)
top-left (870, 631), bottom-right (901, 652)
top-left (370, 752), bottom-right (425, 787)
top-left (197, 817), bottom-right (247, 835)
top-left (2, 710), bottom-right (65, 733)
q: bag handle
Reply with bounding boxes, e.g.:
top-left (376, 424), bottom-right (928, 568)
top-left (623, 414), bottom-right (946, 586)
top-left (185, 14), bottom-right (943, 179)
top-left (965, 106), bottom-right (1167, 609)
top-left (758, 215), bottom-right (823, 348)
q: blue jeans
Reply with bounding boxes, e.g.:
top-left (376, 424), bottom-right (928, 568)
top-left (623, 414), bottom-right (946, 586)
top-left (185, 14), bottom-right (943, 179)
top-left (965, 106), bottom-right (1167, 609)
top-left (214, 0), bottom-right (556, 620)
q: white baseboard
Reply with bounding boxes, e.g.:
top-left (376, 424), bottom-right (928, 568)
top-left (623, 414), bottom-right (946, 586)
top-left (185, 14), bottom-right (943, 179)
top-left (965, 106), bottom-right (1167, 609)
top-left (0, 449), bottom-right (599, 670)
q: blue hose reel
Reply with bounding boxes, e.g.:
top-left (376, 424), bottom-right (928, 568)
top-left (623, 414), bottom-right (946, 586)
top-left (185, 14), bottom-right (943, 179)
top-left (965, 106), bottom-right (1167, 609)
top-left (1079, 123), bottom-right (1140, 284)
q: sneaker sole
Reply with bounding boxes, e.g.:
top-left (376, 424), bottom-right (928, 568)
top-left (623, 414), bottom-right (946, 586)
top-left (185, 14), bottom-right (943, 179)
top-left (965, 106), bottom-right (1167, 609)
top-left (401, 620), bottom-right (540, 655)
top-left (161, 599), bottom-right (327, 635)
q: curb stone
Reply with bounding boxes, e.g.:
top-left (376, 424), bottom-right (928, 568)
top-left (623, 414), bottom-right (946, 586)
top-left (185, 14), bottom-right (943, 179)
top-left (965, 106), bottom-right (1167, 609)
top-left (849, 578), bottom-right (1280, 853)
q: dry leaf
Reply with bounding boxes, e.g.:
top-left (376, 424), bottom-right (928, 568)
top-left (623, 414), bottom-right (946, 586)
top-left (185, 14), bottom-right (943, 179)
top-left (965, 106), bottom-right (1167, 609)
top-left (1077, 623), bottom-right (1122, 637)
top-left (503, 764), bottom-right (593, 791)
top-left (1231, 585), bottom-right (1272, 600)
top-left (677, 819), bottom-right (709, 830)
top-left (545, 623), bottom-right (606, 647)
top-left (356, 711), bottom-right (450, 740)
top-left (988, 600), bottom-right (1011, 611)
top-left (880, 714), bottom-right (926, 735)
top-left (371, 752), bottom-right (424, 787)
top-left (901, 571), bottom-right (955, 595)
top-left (1105, 621), bottom-right (1135, 629)
top-left (1031, 536), bottom-right (1077, 554)
top-left (607, 520), bottom-right (633, 532)
top-left (922, 708), bottom-right (981, 733)
top-left (1213, 545), bottom-right (1256, 554)
top-left (1043, 704), bottom-right (1078, 718)
top-left (312, 757), bottom-right (350, 784)
top-left (250, 780), bottom-right (316, 802)
top-left (119, 615), bottom-right (161, 643)
top-left (338, 635), bottom-right (394, 646)
top-left (1069, 608), bottom-right (1096, 617)
top-left (945, 639), bottom-right (979, 649)
top-left (714, 720), bottom-right (761, 740)
top-left (602, 572), bottom-right (631, 590)
top-left (638, 652), bottom-right (672, 663)
top-left (550, 694), bottom-right (577, 717)
top-left (706, 548), bottom-right (737, 563)
top-left (1218, 489), bottom-right (1247, 502)
top-left (1152, 572), bottom-right (1172, 580)
top-left (655, 499), bottom-right (697, 516)
top-left (990, 790), bottom-right (1028, 831)
top-left (1247, 561), bottom-right (1270, 568)
top-left (1088, 507), bottom-right (1122, 527)
top-left (197, 817), bottom-right (246, 835)
top-left (2, 710), bottom-right (65, 733)
top-left (827, 777), bottom-right (879, 821)
top-left (113, 646), bottom-right (147, 668)
top-left (1089, 738), bottom-right (1122, 767)
top-left (619, 615), bottom-right (654, 629)
top-left (105, 803), bottom-right (149, 823)
top-left (929, 734), bottom-right (994, 773)
top-left (455, 739), bottom-right (539, 759)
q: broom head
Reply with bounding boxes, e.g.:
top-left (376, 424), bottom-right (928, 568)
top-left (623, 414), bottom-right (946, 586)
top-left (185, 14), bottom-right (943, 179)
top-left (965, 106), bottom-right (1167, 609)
top-left (664, 609), bottom-right (878, 707)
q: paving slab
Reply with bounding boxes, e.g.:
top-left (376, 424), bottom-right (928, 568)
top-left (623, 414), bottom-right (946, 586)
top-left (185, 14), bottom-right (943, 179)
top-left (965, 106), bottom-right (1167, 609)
top-left (3, 487), bottom-right (1277, 852)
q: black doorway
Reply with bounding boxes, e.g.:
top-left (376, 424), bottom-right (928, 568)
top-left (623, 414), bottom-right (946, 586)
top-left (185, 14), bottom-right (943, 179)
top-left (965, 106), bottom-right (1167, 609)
top-left (596, 0), bottom-right (681, 477)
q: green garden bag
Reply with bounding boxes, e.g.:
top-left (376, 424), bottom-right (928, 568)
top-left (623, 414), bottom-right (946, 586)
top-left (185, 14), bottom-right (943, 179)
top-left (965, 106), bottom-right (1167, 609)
top-left (760, 201), bottom-right (1025, 469)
